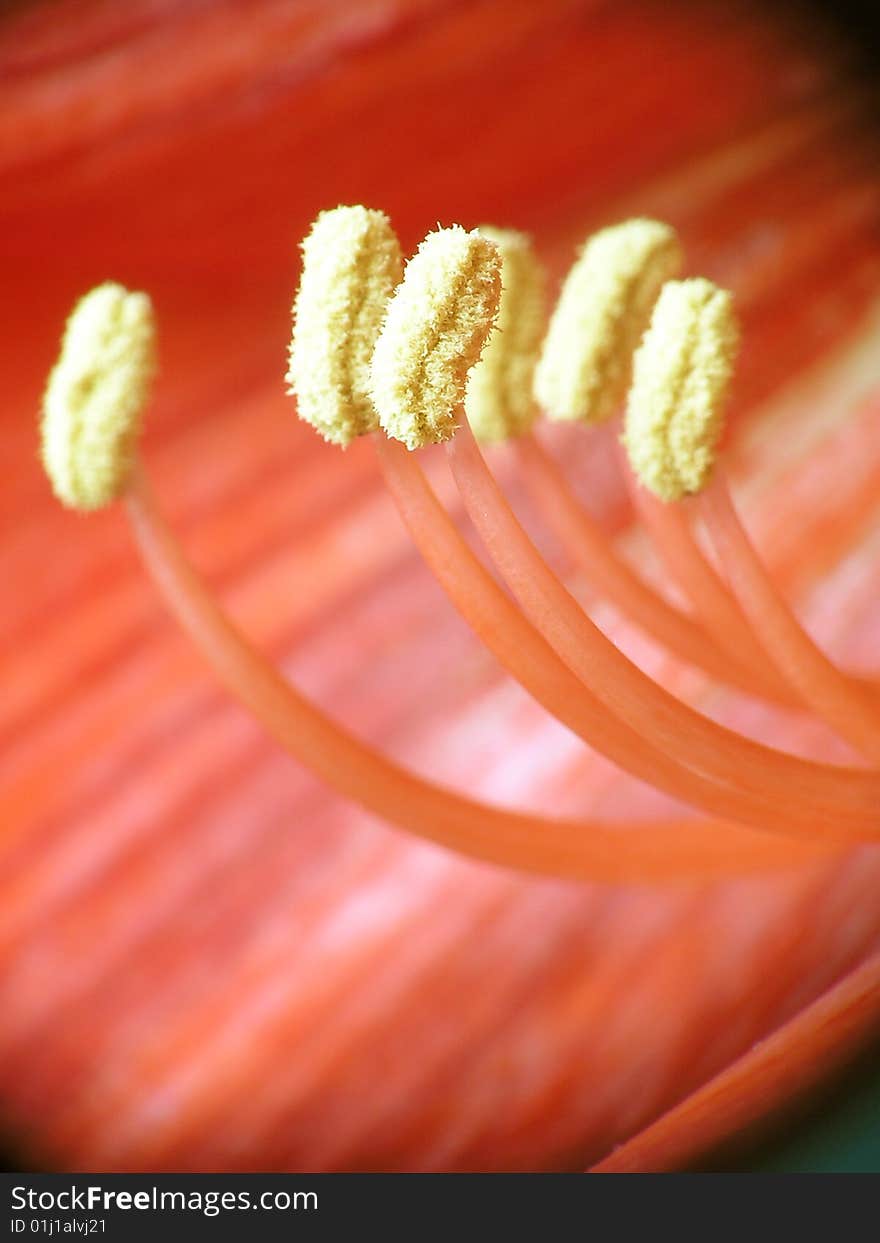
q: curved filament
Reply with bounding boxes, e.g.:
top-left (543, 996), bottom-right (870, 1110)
top-left (124, 464), bottom-right (830, 882)
top-left (444, 420), bottom-right (880, 833)
top-left (701, 475), bottom-right (880, 763)
top-left (511, 434), bottom-right (798, 704)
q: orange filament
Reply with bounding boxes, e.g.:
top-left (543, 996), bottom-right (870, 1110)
top-left (373, 434), bottom-right (846, 838)
top-left (701, 475), bottom-right (880, 763)
top-left (443, 419), bottom-right (880, 836)
top-left (626, 467), bottom-right (799, 698)
top-left (509, 433), bottom-right (798, 705)
top-left (629, 462), bottom-right (880, 717)
top-left (123, 464), bottom-right (830, 882)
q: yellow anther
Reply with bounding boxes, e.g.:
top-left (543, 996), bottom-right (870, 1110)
top-left (370, 225), bottom-right (502, 450)
top-left (464, 227), bottom-right (546, 444)
top-left (624, 277), bottom-right (739, 502)
top-left (533, 218), bottom-right (682, 425)
top-left (41, 282), bottom-right (156, 512)
top-left (287, 205), bottom-right (403, 447)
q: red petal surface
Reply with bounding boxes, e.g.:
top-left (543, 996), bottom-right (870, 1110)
top-left (2, 0), bottom-right (880, 1170)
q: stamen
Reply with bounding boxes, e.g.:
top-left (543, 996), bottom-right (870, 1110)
top-left (445, 420), bottom-right (880, 835)
top-left (464, 227), bottom-right (546, 443)
top-left (41, 282), bottom-right (155, 511)
top-left (370, 225), bottom-right (502, 449)
top-left (282, 213), bottom-right (837, 835)
top-left (622, 277), bottom-right (880, 760)
top-left (290, 208), bottom-right (880, 835)
top-left (286, 205), bottom-right (403, 446)
top-left (40, 284), bottom-right (818, 883)
top-left (470, 229), bottom-right (793, 702)
top-left (42, 202), bottom-right (880, 888)
top-left (527, 235), bottom-right (794, 701)
top-left (534, 218), bottom-right (681, 425)
top-left (624, 277), bottom-right (738, 501)
top-left (126, 462), bottom-right (827, 880)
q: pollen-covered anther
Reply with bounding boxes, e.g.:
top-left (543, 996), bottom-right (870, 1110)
top-left (287, 205), bottom-right (403, 447)
top-left (533, 218), bottom-right (682, 425)
top-left (624, 277), bottom-right (740, 502)
top-left (464, 227), bottom-right (546, 444)
top-left (41, 282), bottom-right (156, 511)
top-left (370, 225), bottom-right (502, 450)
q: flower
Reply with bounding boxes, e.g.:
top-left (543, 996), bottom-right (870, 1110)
top-left (3, 0), bottom-right (880, 1173)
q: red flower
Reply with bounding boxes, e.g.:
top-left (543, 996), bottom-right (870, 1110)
top-left (3, 0), bottom-right (880, 1171)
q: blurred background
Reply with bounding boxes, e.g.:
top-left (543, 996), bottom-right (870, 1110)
top-left (2, 0), bottom-right (880, 1172)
